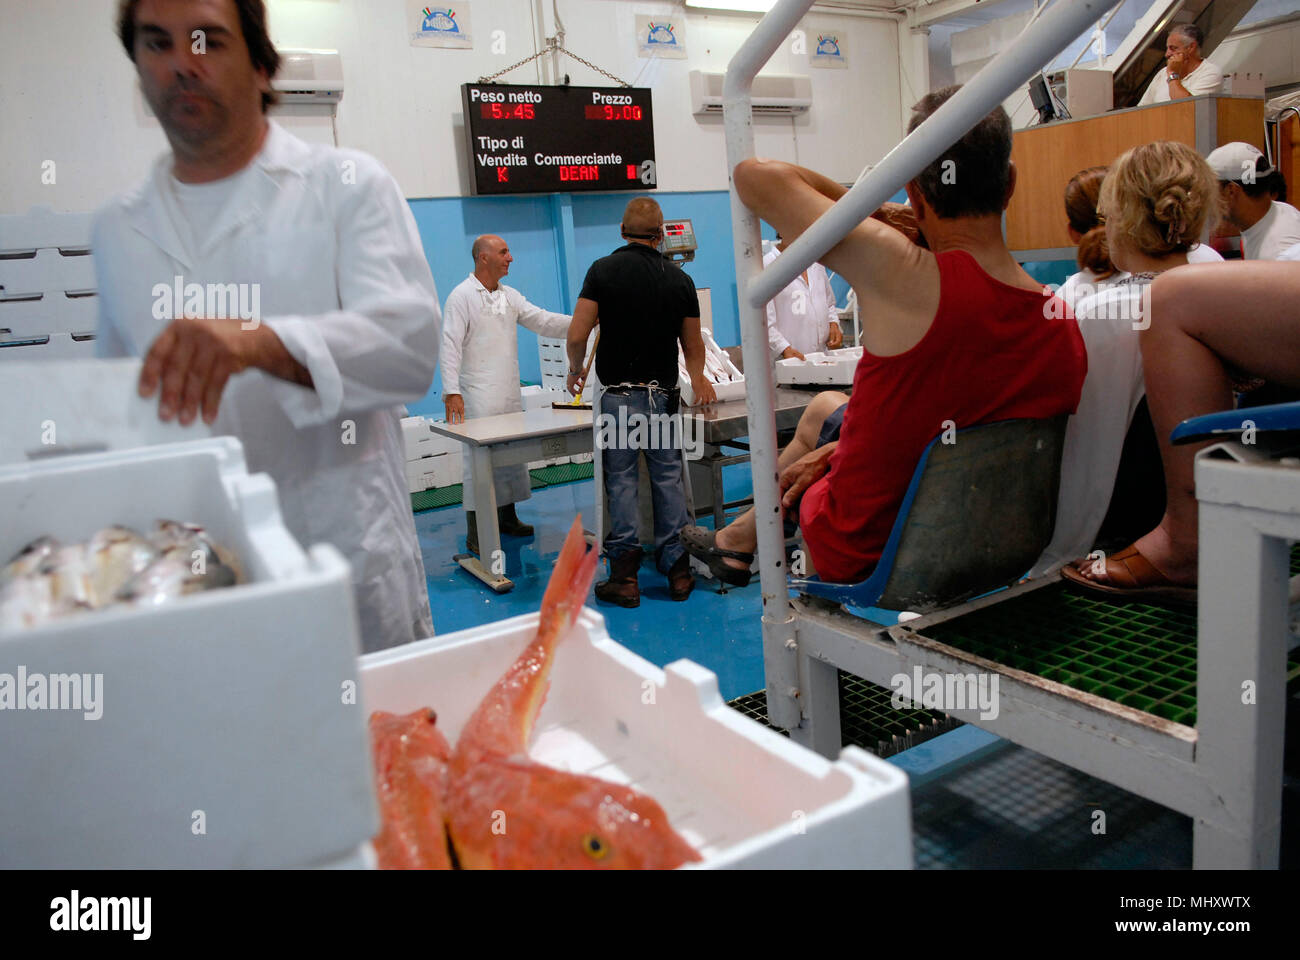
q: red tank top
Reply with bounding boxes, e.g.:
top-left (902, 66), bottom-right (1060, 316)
top-left (799, 250), bottom-right (1086, 583)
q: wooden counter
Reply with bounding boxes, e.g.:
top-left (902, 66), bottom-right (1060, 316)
top-left (1007, 95), bottom-right (1265, 258)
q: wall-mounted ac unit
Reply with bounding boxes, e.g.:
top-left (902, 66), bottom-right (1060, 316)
top-left (689, 70), bottom-right (811, 116)
top-left (273, 49), bottom-right (344, 105)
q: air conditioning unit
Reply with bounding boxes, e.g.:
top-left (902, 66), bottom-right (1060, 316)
top-left (273, 49), bottom-right (344, 105)
top-left (689, 70), bottom-right (811, 117)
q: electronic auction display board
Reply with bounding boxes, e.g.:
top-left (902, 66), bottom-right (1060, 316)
top-left (461, 83), bottom-right (656, 196)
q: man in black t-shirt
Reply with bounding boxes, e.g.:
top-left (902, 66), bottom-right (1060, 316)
top-left (566, 197), bottom-right (716, 607)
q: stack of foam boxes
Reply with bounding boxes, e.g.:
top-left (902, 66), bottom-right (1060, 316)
top-left (401, 417), bottom-right (463, 493)
top-left (535, 333), bottom-right (596, 470)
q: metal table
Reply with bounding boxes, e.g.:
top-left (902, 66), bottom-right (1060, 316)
top-left (427, 407), bottom-right (592, 592)
top-left (684, 387), bottom-right (816, 528)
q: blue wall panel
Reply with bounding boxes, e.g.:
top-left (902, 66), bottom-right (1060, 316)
top-left (407, 194), bottom-right (566, 418)
top-left (407, 189), bottom-right (746, 418)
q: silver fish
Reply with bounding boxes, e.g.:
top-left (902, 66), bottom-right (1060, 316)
top-left (84, 526), bottom-right (158, 606)
top-left (116, 548), bottom-right (238, 607)
top-left (39, 544), bottom-right (96, 609)
top-left (2, 536), bottom-right (61, 584)
top-left (117, 522), bottom-right (240, 607)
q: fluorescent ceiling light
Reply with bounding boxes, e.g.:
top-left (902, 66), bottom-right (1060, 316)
top-left (684, 0), bottom-right (780, 12)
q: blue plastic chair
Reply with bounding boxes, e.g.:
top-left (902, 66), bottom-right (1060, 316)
top-left (1170, 400), bottom-right (1300, 444)
top-left (790, 416), bottom-right (1068, 622)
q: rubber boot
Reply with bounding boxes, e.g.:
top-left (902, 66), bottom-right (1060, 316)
top-left (667, 553), bottom-right (695, 601)
top-left (465, 511), bottom-right (478, 556)
top-left (498, 503), bottom-right (534, 537)
top-left (595, 551), bottom-right (641, 608)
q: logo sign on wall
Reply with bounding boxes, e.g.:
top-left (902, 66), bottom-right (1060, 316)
top-left (410, 2), bottom-right (474, 49)
top-left (636, 14), bottom-right (687, 59)
top-left (809, 29), bottom-right (847, 69)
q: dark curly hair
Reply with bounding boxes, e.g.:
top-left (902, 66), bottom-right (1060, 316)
top-left (116, 0), bottom-right (281, 112)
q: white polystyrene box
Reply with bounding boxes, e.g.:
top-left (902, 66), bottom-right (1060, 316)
top-left (775, 347), bottom-right (862, 386)
top-left (358, 609), bottom-right (912, 869)
top-left (679, 329), bottom-right (745, 407)
top-left (0, 438), bottom-right (377, 868)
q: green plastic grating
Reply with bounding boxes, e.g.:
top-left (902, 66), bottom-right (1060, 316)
top-left (728, 672), bottom-right (960, 759)
top-left (921, 580), bottom-right (1300, 727)
top-left (531, 461), bottom-right (594, 487)
top-left (411, 462), bottom-right (594, 513)
top-left (410, 485), bottom-right (464, 512)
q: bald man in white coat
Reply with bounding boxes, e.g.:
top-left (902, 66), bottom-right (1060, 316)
top-left (441, 235), bottom-right (571, 554)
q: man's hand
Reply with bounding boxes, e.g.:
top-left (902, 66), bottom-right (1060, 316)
top-left (139, 317), bottom-right (307, 426)
top-left (566, 373), bottom-right (585, 397)
top-left (690, 376), bottom-right (717, 409)
top-left (826, 322), bottom-right (844, 350)
top-left (779, 442), bottom-right (836, 508)
top-left (780, 346), bottom-right (806, 361)
top-left (445, 393), bottom-right (465, 423)
top-left (1165, 49), bottom-right (1187, 78)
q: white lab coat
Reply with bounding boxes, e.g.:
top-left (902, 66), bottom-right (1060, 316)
top-left (92, 122), bottom-right (440, 653)
top-left (763, 246), bottom-right (839, 360)
top-left (441, 274), bottom-right (570, 509)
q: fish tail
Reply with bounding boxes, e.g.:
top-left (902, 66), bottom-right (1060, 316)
top-left (456, 516), bottom-right (597, 759)
top-left (538, 517), bottom-right (600, 648)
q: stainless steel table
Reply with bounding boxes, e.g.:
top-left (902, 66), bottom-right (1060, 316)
top-left (684, 387), bottom-right (818, 528)
top-left (427, 407), bottom-right (593, 592)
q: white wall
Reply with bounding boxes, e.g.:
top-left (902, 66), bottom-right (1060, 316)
top-left (0, 0), bottom-right (904, 214)
top-left (1214, 14), bottom-right (1300, 94)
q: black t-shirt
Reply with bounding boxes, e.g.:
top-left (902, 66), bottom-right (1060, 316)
top-left (578, 243), bottom-right (700, 387)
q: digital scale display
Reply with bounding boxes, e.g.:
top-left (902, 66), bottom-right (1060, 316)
top-left (661, 219), bottom-right (696, 263)
top-left (461, 83), bottom-right (657, 196)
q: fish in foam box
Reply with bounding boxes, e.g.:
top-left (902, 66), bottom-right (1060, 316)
top-left (0, 361), bottom-right (376, 868)
top-left (358, 608), bottom-right (912, 868)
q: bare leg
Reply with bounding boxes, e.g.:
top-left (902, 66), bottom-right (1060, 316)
top-left (1076, 263), bottom-right (1300, 585)
top-left (713, 390), bottom-right (849, 567)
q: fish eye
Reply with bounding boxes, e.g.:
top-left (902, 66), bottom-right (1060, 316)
top-left (581, 833), bottom-right (609, 860)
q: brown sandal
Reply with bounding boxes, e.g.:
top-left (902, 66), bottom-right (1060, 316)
top-left (1060, 543), bottom-right (1197, 606)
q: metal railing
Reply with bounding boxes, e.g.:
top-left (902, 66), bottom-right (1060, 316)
top-left (723, 0), bottom-right (1123, 731)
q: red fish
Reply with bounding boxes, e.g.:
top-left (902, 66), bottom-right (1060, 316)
top-left (369, 708), bottom-right (454, 870)
top-left (445, 517), bottom-right (702, 869)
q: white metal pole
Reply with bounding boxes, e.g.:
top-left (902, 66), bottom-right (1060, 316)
top-left (746, 0), bottom-right (1123, 308)
top-left (723, 0), bottom-right (813, 731)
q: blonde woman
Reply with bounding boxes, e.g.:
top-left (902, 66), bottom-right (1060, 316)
top-left (1034, 141), bottom-right (1220, 581)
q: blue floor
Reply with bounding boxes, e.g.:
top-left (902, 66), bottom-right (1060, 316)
top-left (415, 474), bottom-right (766, 702)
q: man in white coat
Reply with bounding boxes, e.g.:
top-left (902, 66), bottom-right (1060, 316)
top-left (93, 0), bottom-right (439, 652)
top-left (764, 233), bottom-right (843, 362)
top-left (441, 235), bottom-right (571, 555)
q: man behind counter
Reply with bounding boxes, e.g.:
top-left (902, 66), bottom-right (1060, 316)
top-left (1138, 24), bottom-right (1223, 106)
top-left (566, 198), bottom-right (717, 607)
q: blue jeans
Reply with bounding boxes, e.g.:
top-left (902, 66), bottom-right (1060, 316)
top-left (600, 385), bottom-right (689, 573)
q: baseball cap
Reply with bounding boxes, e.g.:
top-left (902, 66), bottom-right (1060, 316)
top-left (1205, 142), bottom-right (1274, 182)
